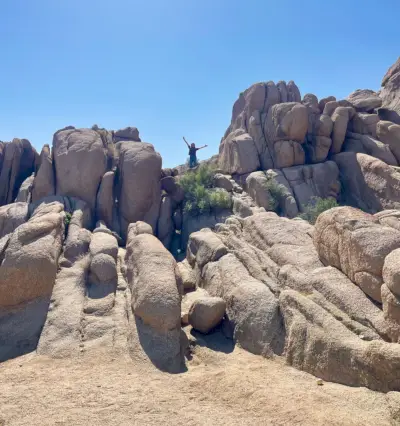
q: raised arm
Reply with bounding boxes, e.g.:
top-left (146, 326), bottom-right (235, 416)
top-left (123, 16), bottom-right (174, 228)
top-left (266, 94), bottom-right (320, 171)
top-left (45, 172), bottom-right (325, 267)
top-left (183, 136), bottom-right (190, 148)
top-left (196, 144), bottom-right (208, 150)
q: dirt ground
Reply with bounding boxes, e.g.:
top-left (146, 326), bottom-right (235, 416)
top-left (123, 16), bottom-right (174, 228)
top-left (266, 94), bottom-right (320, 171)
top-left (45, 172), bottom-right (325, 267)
top-left (1, 330), bottom-right (400, 426)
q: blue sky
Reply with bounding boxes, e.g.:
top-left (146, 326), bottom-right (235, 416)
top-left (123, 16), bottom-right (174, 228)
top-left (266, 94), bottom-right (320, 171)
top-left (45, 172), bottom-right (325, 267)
top-left (1, 0), bottom-right (399, 168)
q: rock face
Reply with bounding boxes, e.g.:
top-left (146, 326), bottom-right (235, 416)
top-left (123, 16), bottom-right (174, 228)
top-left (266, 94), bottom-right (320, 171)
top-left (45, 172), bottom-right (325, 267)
top-left (53, 128), bottom-right (110, 210)
top-left (314, 206), bottom-right (400, 302)
top-left (0, 201), bottom-right (65, 361)
top-left (117, 142), bottom-right (162, 241)
top-left (31, 145), bottom-right (55, 203)
top-left (0, 201), bottom-right (64, 307)
top-left (179, 208), bottom-right (400, 391)
top-left (334, 152), bottom-right (400, 212)
top-left (245, 162), bottom-right (340, 217)
top-left (219, 81), bottom-right (307, 174)
top-left (376, 120), bottom-right (400, 163)
top-left (125, 222), bottom-right (183, 372)
top-left (0, 139), bottom-right (37, 206)
top-left (342, 131), bottom-right (398, 166)
top-left (380, 57), bottom-right (400, 120)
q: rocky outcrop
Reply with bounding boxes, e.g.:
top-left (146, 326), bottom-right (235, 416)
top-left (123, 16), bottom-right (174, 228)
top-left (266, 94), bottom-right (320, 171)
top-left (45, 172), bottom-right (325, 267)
top-left (53, 128), bottom-right (110, 210)
top-left (380, 57), bottom-right (400, 121)
top-left (219, 81), bottom-right (306, 174)
top-left (342, 131), bottom-right (398, 166)
top-left (31, 145), bottom-right (55, 202)
top-left (0, 139), bottom-right (37, 206)
top-left (334, 152), bottom-right (400, 212)
top-left (117, 142), bottom-right (162, 241)
top-left (0, 201), bottom-right (65, 361)
top-left (113, 127), bottom-right (141, 143)
top-left (314, 206), bottom-right (400, 302)
top-left (347, 89), bottom-right (382, 112)
top-left (245, 162), bottom-right (339, 217)
top-left (376, 120), bottom-right (400, 163)
top-left (125, 222), bottom-right (183, 372)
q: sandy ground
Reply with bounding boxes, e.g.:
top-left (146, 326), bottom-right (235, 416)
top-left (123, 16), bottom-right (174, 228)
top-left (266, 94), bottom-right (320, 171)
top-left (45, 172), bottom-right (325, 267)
top-left (1, 330), bottom-right (400, 426)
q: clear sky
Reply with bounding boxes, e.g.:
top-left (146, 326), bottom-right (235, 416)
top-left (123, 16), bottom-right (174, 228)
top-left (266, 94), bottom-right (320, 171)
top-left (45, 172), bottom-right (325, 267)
top-left (1, 0), bottom-right (399, 168)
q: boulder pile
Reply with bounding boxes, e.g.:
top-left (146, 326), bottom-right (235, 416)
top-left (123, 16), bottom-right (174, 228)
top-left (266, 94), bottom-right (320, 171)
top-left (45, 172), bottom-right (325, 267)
top-left (1, 58), bottom-right (400, 391)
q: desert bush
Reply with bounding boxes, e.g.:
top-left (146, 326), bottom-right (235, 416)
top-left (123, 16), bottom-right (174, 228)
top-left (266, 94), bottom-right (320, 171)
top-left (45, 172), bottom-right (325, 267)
top-left (64, 211), bottom-right (72, 226)
top-left (299, 197), bottom-right (339, 224)
top-left (179, 164), bottom-right (232, 216)
top-left (261, 177), bottom-right (288, 212)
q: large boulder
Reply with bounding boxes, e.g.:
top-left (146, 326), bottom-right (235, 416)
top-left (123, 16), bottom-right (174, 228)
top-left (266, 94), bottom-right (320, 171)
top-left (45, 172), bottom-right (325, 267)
top-left (334, 152), bottom-right (400, 212)
top-left (0, 139), bottom-right (37, 206)
top-left (0, 201), bottom-right (64, 307)
top-left (117, 142), bottom-right (162, 241)
top-left (383, 248), bottom-right (400, 297)
top-left (281, 161), bottom-right (340, 212)
top-left (313, 206), bottom-right (400, 302)
top-left (125, 223), bottom-right (183, 372)
top-left (220, 81), bottom-right (303, 173)
top-left (188, 296), bottom-right (226, 334)
top-left (113, 127), bottom-right (141, 143)
top-left (95, 171), bottom-right (115, 229)
top-left (280, 289), bottom-right (400, 392)
top-left (348, 112), bottom-right (379, 137)
top-left (157, 195), bottom-right (174, 249)
top-left (246, 170), bottom-right (297, 217)
top-left (201, 253), bottom-right (283, 356)
top-left (0, 202), bottom-right (29, 239)
top-left (342, 131), bottom-right (398, 166)
top-left (330, 106), bottom-right (354, 154)
top-left (15, 175), bottom-right (34, 203)
top-left (219, 130), bottom-right (260, 175)
top-left (347, 89), bottom-right (382, 112)
top-left (53, 128), bottom-right (110, 210)
top-left (376, 120), bottom-right (400, 163)
top-left (265, 102), bottom-right (308, 143)
top-left (31, 145), bottom-right (55, 202)
top-left (380, 57), bottom-right (400, 119)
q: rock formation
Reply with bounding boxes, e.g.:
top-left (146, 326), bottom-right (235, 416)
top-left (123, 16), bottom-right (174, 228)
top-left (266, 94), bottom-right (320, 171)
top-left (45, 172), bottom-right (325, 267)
top-left (1, 57), bottom-right (400, 395)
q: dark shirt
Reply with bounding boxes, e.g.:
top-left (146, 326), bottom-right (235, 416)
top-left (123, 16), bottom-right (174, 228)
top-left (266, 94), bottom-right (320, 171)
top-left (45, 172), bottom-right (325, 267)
top-left (189, 146), bottom-right (198, 157)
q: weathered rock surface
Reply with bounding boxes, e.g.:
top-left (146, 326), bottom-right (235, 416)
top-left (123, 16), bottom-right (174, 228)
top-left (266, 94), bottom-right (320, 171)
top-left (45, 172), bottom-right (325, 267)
top-left (117, 142), bottom-right (162, 241)
top-left (342, 131), bottom-right (398, 166)
top-left (96, 171), bottom-right (115, 229)
top-left (31, 145), bottom-right (55, 202)
top-left (53, 128), bottom-right (109, 209)
top-left (376, 120), bottom-right (400, 163)
top-left (188, 296), bottom-right (226, 333)
top-left (113, 127), bottom-right (141, 143)
top-left (314, 206), bottom-right (400, 302)
top-left (0, 139), bottom-right (37, 206)
top-left (0, 202), bottom-right (29, 239)
top-left (347, 89), bottom-right (382, 112)
top-left (380, 57), bottom-right (400, 119)
top-left (334, 152), bottom-right (400, 212)
top-left (125, 222), bottom-right (183, 372)
top-left (0, 201), bottom-right (64, 307)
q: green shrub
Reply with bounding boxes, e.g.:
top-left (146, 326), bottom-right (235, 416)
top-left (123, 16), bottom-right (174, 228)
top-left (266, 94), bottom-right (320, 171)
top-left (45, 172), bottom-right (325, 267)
top-left (209, 189), bottom-right (232, 210)
top-left (64, 212), bottom-right (72, 226)
top-left (299, 197), bottom-right (339, 224)
top-left (179, 164), bottom-right (232, 216)
top-left (261, 177), bottom-right (288, 212)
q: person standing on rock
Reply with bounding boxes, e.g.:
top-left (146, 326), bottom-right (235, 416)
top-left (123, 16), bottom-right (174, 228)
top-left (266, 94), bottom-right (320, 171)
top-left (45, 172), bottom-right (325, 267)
top-left (183, 137), bottom-right (207, 168)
